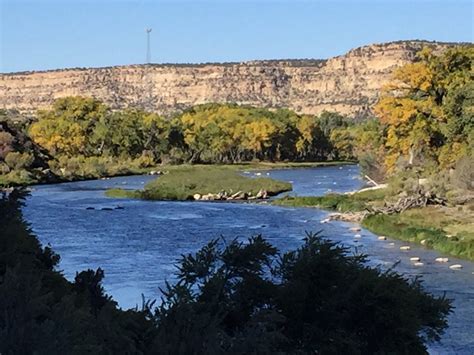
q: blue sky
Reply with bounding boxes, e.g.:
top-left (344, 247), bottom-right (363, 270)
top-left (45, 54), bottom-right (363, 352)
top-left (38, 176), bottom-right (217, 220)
top-left (1, 0), bottom-right (472, 73)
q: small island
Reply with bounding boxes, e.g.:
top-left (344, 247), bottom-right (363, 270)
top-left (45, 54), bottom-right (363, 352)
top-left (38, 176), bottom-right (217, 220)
top-left (105, 165), bottom-right (292, 201)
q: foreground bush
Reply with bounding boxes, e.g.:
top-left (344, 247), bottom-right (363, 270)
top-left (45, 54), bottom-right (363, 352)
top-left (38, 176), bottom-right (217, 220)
top-left (1, 191), bottom-right (451, 354)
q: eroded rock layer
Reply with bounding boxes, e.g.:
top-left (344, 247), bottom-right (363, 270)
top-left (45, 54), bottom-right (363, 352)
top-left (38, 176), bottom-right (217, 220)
top-left (0, 41), bottom-right (455, 116)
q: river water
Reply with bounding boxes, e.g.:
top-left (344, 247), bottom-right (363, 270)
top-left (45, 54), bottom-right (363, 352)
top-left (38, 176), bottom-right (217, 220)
top-left (23, 165), bottom-right (473, 353)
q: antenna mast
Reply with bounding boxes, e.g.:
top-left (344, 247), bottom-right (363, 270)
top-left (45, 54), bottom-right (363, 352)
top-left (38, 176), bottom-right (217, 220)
top-left (146, 28), bottom-right (152, 64)
top-left (144, 28), bottom-right (154, 112)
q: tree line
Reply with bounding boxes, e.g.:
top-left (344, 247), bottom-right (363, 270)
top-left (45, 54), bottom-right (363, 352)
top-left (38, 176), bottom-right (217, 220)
top-left (28, 99), bottom-right (352, 164)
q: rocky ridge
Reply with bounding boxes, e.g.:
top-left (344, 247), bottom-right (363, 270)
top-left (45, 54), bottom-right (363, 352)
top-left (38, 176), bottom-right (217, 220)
top-left (0, 40), bottom-right (459, 116)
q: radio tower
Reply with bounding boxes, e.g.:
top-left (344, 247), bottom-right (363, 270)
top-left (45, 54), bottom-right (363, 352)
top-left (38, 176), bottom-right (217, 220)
top-left (146, 28), bottom-right (152, 63)
top-left (144, 28), bottom-right (153, 111)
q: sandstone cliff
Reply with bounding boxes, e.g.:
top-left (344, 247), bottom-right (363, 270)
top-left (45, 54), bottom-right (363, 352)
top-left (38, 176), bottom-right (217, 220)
top-left (0, 40), bottom-right (457, 117)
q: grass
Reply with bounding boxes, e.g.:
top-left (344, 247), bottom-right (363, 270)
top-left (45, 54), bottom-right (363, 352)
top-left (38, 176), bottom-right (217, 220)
top-left (273, 189), bottom-right (386, 212)
top-left (274, 189), bottom-right (474, 260)
top-left (104, 188), bottom-right (141, 199)
top-left (106, 165), bottom-right (292, 201)
top-left (362, 205), bottom-right (474, 260)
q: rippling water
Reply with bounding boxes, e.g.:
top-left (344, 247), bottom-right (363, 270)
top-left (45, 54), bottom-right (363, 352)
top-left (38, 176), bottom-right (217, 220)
top-left (23, 165), bottom-right (473, 353)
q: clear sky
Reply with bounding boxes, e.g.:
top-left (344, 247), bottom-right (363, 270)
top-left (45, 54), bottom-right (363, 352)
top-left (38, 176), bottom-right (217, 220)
top-left (1, 0), bottom-right (472, 73)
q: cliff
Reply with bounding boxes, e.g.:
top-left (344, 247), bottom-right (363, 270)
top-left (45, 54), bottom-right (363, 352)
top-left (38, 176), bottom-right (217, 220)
top-left (0, 40), bottom-right (457, 117)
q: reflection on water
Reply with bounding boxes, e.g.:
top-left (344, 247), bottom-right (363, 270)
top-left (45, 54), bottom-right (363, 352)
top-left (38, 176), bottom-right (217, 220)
top-left (23, 165), bottom-right (473, 353)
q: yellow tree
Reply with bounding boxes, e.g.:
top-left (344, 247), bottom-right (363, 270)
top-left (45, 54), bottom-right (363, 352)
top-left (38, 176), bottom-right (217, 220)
top-left (375, 46), bottom-right (473, 173)
top-left (375, 48), bottom-right (443, 173)
top-left (30, 97), bottom-right (108, 157)
top-left (242, 119), bottom-right (277, 159)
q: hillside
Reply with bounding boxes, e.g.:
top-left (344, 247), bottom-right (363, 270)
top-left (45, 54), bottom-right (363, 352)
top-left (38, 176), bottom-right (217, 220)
top-left (0, 40), bottom-right (459, 117)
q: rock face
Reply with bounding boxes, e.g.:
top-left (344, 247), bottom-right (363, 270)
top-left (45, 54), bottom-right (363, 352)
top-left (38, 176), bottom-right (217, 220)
top-left (0, 41), bottom-right (456, 117)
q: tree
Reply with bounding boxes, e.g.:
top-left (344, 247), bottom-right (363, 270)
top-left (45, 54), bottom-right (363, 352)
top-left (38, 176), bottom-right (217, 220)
top-left (30, 97), bottom-right (108, 157)
top-left (374, 46), bottom-right (474, 174)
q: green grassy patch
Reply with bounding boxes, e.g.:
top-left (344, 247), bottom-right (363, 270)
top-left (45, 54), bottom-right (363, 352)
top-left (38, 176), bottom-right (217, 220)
top-left (273, 189), bottom-right (386, 212)
top-left (273, 194), bottom-right (367, 212)
top-left (275, 188), bottom-right (474, 260)
top-left (104, 188), bottom-right (141, 199)
top-left (106, 165), bottom-right (292, 201)
top-left (362, 210), bottom-right (474, 260)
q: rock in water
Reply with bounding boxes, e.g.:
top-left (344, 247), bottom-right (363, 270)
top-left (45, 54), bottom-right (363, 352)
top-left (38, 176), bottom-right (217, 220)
top-left (256, 189), bottom-right (268, 199)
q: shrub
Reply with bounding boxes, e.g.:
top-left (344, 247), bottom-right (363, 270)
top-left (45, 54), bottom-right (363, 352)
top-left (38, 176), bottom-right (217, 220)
top-left (136, 150), bottom-right (156, 168)
top-left (452, 156), bottom-right (474, 191)
top-left (0, 131), bottom-right (14, 159)
top-left (4, 152), bottom-right (34, 170)
top-left (0, 162), bottom-right (10, 174)
top-left (154, 234), bottom-right (452, 353)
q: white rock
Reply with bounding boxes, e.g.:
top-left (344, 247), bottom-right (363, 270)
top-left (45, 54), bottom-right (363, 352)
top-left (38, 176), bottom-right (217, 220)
top-left (193, 194), bottom-right (201, 201)
top-left (378, 236), bottom-right (387, 241)
top-left (446, 234), bottom-right (454, 238)
top-left (400, 246), bottom-right (411, 251)
top-left (449, 264), bottom-right (463, 270)
top-left (354, 234), bottom-right (362, 239)
top-left (320, 218), bottom-right (330, 224)
top-left (414, 262), bottom-right (424, 266)
top-left (350, 227), bottom-right (361, 232)
top-left (410, 257), bottom-right (420, 262)
top-left (255, 172), bottom-right (262, 176)
top-left (420, 239), bottom-right (427, 245)
top-left (435, 257), bottom-right (449, 263)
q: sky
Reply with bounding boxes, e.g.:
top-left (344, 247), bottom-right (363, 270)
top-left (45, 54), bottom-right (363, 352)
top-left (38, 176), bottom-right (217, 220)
top-left (1, 0), bottom-right (473, 73)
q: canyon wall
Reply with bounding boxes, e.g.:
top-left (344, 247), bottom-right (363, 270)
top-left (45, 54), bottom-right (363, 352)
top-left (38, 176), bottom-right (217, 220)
top-left (0, 41), bottom-right (454, 117)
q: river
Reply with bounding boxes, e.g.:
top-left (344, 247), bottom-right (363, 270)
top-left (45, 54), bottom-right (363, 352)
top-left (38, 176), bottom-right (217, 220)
top-left (23, 165), bottom-right (473, 354)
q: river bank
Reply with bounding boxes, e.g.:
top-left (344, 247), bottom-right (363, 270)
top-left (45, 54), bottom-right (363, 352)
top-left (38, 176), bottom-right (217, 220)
top-left (274, 190), bottom-right (474, 261)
